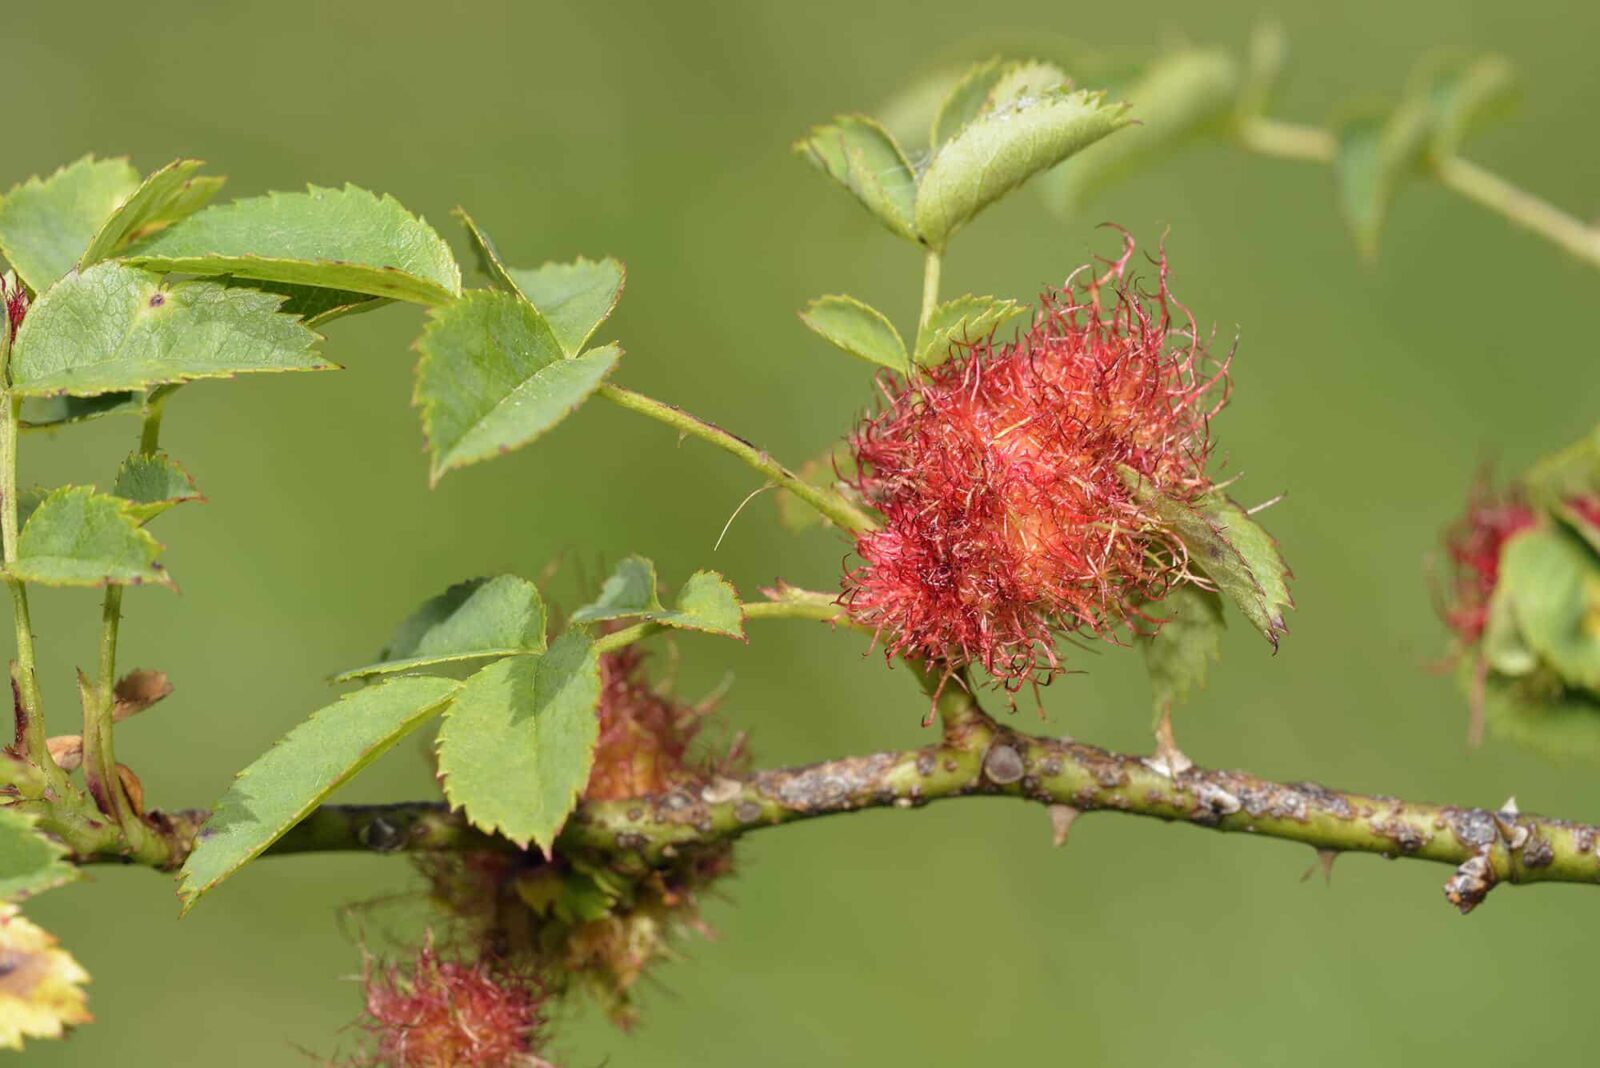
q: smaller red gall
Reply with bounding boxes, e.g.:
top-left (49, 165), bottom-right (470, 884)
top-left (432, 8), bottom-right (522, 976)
top-left (356, 941), bottom-right (548, 1068)
top-left (1439, 483), bottom-right (1537, 645)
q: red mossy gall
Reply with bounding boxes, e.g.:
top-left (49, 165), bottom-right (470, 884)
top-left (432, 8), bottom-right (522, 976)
top-left (844, 235), bottom-right (1230, 690)
top-left (1440, 483), bottom-right (1537, 644)
top-left (586, 645), bottom-right (741, 801)
top-left (356, 942), bottom-right (549, 1068)
top-left (409, 646), bottom-right (744, 1031)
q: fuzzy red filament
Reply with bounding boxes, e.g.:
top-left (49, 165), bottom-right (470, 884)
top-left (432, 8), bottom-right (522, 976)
top-left (358, 944), bottom-right (545, 1068)
top-left (844, 238), bottom-right (1229, 688)
top-left (2, 278), bottom-right (27, 338)
top-left (1441, 485), bottom-right (1537, 644)
top-left (586, 646), bottom-right (742, 801)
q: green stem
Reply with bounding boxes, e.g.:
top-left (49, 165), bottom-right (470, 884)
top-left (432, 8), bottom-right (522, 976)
top-left (1235, 116), bottom-right (1600, 270)
top-left (1433, 156), bottom-right (1600, 269)
top-left (919, 248), bottom-right (943, 330)
top-left (81, 589), bottom-right (125, 815)
top-left (597, 383), bottom-right (877, 534)
top-left (909, 658), bottom-right (995, 743)
top-left (0, 395), bottom-right (53, 784)
top-left (1235, 117), bottom-right (1335, 162)
top-left (81, 395), bottom-right (169, 860)
top-left (591, 589), bottom-right (868, 656)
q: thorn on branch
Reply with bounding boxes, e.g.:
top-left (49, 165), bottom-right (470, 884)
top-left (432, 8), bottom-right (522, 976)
top-left (116, 765), bottom-right (145, 817)
top-left (1300, 849), bottom-right (1337, 885)
top-left (1048, 804), bottom-right (1079, 847)
top-left (1145, 709), bottom-right (1193, 778)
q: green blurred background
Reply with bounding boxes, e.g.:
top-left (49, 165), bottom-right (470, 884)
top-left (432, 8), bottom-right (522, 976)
top-left (5, 0), bottom-right (1598, 1063)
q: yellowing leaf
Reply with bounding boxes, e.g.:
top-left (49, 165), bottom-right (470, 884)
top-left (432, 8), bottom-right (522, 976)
top-left (0, 904), bottom-right (91, 1051)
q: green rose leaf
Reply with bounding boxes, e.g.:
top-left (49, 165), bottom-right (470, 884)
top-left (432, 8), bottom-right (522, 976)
top-left (123, 184), bottom-right (461, 305)
top-left (915, 88), bottom-right (1132, 250)
top-left (504, 260), bottom-right (626, 359)
top-left (1126, 471), bottom-right (1293, 648)
top-left (19, 393), bottom-right (140, 432)
top-left (177, 675), bottom-right (460, 910)
top-left (1141, 584), bottom-right (1226, 718)
top-left (455, 210), bottom-right (625, 358)
top-left (13, 487), bottom-right (51, 532)
top-left (231, 280), bottom-right (387, 327)
top-left (985, 61), bottom-right (1074, 110)
top-left (1478, 667), bottom-right (1600, 763)
top-left (1239, 22), bottom-right (1288, 119)
top-left (1039, 49), bottom-right (1240, 218)
top-left (413, 290), bottom-right (621, 484)
top-left (436, 632), bottom-right (602, 852)
top-left (1423, 54), bottom-right (1515, 158)
top-left (112, 452), bottom-right (204, 523)
top-left (1482, 580), bottom-right (1539, 677)
top-left (930, 58), bottom-right (1009, 148)
top-left (8, 487), bottom-right (172, 588)
top-left (914, 294), bottom-right (1026, 367)
top-left (799, 295), bottom-right (908, 372)
top-left (571, 555), bottom-right (744, 639)
top-left (572, 555), bottom-right (658, 620)
top-left (668, 572), bottom-right (746, 638)
top-left (1334, 55), bottom-right (1514, 258)
top-left (1522, 424), bottom-right (1600, 553)
top-left (10, 262), bottom-right (328, 397)
top-left (794, 116), bottom-right (920, 242)
top-left (0, 807), bottom-right (78, 901)
top-left (0, 156), bottom-right (139, 292)
top-left (1497, 528), bottom-right (1600, 691)
top-left (80, 158), bottom-right (224, 267)
top-left (337, 575), bottom-right (548, 681)
top-left (1334, 109), bottom-right (1430, 260)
